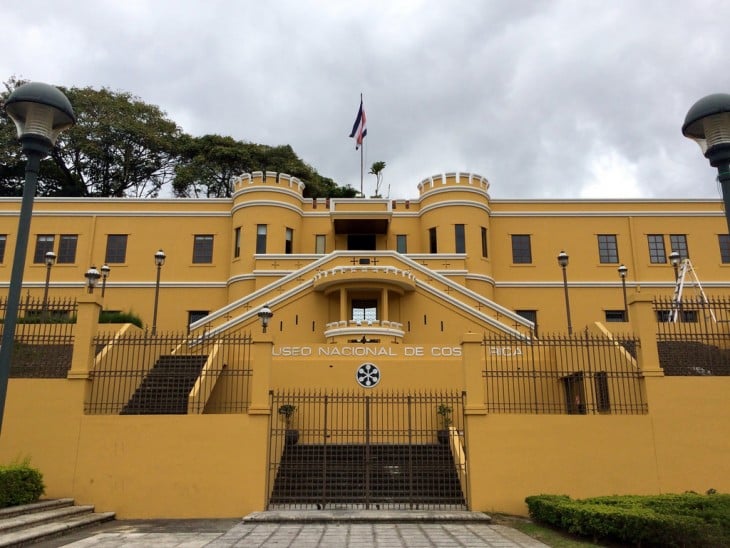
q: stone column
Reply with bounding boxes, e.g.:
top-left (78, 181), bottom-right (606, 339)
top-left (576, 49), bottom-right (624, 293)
top-left (381, 288), bottom-right (389, 322)
top-left (339, 287), bottom-right (347, 323)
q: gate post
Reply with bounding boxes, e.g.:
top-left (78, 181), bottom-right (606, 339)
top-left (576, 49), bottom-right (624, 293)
top-left (627, 294), bottom-right (664, 377)
top-left (67, 295), bottom-right (101, 380)
top-left (461, 332), bottom-right (487, 414)
top-left (249, 333), bottom-right (273, 415)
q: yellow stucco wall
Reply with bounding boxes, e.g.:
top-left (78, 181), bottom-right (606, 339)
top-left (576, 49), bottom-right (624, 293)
top-left (2, 375), bottom-right (728, 518)
top-left (0, 380), bottom-right (269, 518)
top-left (466, 377), bottom-right (730, 515)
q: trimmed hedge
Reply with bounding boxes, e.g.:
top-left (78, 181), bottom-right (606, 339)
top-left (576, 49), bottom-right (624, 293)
top-left (525, 493), bottom-right (730, 547)
top-left (98, 310), bottom-right (143, 328)
top-left (0, 463), bottom-right (45, 508)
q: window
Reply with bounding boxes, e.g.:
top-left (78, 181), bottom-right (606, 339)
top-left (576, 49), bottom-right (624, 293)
top-left (516, 310), bottom-right (538, 336)
top-left (105, 234), bottom-right (128, 263)
top-left (656, 310), bottom-right (672, 322)
top-left (481, 227), bottom-right (488, 258)
top-left (315, 235), bottom-right (326, 254)
top-left (455, 224), bottom-right (465, 254)
top-left (193, 235), bottom-right (214, 263)
top-left (187, 310), bottom-right (209, 332)
top-left (597, 235), bottom-right (618, 264)
top-left (595, 372), bottom-right (610, 413)
top-left (670, 234), bottom-right (689, 259)
top-left (396, 234), bottom-right (407, 254)
top-left (681, 310), bottom-right (698, 322)
top-left (57, 235), bottom-right (78, 264)
top-left (0, 235), bottom-right (6, 263)
top-left (352, 299), bottom-right (377, 322)
top-left (285, 228), bottom-right (293, 254)
top-left (511, 235), bottom-right (532, 264)
top-left (604, 310), bottom-right (627, 322)
top-left (719, 235), bottom-right (730, 264)
top-left (33, 235), bottom-right (55, 263)
top-left (256, 225), bottom-right (267, 254)
top-left (656, 309), bottom-right (697, 323)
top-left (428, 227), bottom-right (437, 253)
top-left (647, 234), bottom-right (666, 264)
top-left (234, 227), bottom-right (241, 259)
top-left (563, 372), bottom-right (586, 415)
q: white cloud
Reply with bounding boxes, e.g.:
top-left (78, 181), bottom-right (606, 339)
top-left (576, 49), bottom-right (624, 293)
top-left (2, 0), bottom-right (729, 200)
top-left (580, 149), bottom-right (643, 199)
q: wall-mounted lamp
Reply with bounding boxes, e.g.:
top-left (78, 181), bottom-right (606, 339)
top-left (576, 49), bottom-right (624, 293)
top-left (257, 304), bottom-right (273, 333)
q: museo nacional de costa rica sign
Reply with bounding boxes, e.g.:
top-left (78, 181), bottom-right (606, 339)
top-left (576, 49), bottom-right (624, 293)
top-left (271, 345), bottom-right (463, 358)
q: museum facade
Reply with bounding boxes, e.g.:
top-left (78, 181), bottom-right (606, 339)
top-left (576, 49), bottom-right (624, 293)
top-left (0, 171), bottom-right (728, 518)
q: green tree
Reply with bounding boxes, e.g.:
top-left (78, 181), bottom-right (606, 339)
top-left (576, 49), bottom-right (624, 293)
top-left (0, 78), bottom-right (182, 197)
top-left (369, 161), bottom-right (386, 197)
top-left (1, 78), bottom-right (356, 199)
top-left (173, 139), bottom-right (357, 199)
top-left (173, 134), bottom-right (253, 198)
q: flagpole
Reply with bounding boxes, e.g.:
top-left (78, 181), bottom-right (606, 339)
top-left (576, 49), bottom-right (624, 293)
top-left (360, 138), bottom-right (364, 197)
top-left (360, 93), bottom-right (364, 197)
top-left (349, 93), bottom-right (366, 197)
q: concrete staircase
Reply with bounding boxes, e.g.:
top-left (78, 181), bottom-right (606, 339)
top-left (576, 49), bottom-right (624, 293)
top-left (270, 443), bottom-right (466, 509)
top-left (121, 354), bottom-right (208, 414)
top-left (0, 498), bottom-right (115, 547)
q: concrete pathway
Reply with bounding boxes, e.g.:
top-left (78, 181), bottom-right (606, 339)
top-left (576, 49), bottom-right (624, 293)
top-left (34, 511), bottom-right (548, 547)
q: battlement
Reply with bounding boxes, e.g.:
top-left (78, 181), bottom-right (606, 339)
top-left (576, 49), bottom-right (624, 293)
top-left (417, 172), bottom-right (490, 196)
top-left (232, 171), bottom-right (306, 197)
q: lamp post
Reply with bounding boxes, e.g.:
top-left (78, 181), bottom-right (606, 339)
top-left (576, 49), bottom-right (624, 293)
top-left (682, 93), bottom-right (730, 234)
top-left (669, 251), bottom-right (681, 281)
top-left (151, 250), bottom-right (165, 335)
top-left (257, 304), bottom-right (273, 333)
top-left (0, 82), bottom-right (75, 435)
top-left (41, 251), bottom-right (56, 317)
top-left (557, 250), bottom-right (573, 335)
top-left (100, 264), bottom-right (111, 298)
top-left (84, 266), bottom-right (101, 294)
top-left (618, 264), bottom-right (629, 322)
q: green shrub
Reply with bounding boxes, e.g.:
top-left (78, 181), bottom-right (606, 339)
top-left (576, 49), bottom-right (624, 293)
top-left (526, 493), bottom-right (730, 547)
top-left (0, 461), bottom-right (45, 508)
top-left (99, 310), bottom-right (143, 328)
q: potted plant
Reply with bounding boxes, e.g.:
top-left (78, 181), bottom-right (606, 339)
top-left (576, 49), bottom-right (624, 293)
top-left (436, 404), bottom-right (452, 444)
top-left (278, 404), bottom-right (298, 445)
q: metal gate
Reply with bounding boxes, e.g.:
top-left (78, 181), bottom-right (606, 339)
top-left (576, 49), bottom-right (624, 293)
top-left (267, 390), bottom-right (468, 510)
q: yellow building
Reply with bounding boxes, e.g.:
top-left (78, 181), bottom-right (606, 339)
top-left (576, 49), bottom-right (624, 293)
top-left (0, 171), bottom-right (728, 518)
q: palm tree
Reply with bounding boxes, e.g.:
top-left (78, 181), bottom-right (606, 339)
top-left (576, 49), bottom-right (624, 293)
top-left (369, 161), bottom-right (386, 198)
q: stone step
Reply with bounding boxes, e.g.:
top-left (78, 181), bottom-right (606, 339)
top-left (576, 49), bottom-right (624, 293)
top-left (0, 504), bottom-right (95, 534)
top-left (0, 500), bottom-right (115, 548)
top-left (0, 498), bottom-right (74, 520)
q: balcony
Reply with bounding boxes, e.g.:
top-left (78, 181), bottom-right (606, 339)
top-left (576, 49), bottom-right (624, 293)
top-left (324, 319), bottom-right (405, 343)
top-left (313, 266), bottom-right (417, 293)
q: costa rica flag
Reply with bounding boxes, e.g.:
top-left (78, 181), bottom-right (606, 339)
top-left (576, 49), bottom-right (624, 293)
top-left (349, 99), bottom-right (367, 149)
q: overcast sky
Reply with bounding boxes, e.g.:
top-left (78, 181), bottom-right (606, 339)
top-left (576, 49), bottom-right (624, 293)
top-left (3, 0), bottom-right (729, 200)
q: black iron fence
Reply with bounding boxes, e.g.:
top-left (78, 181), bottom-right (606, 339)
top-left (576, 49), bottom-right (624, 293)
top-left (268, 390), bottom-right (468, 510)
top-left (654, 296), bottom-right (730, 376)
top-left (0, 296), bottom-right (77, 378)
top-left (482, 332), bottom-right (646, 414)
top-left (86, 331), bottom-right (252, 414)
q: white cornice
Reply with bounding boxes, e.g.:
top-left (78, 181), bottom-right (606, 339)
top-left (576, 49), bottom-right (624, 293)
top-left (419, 200), bottom-right (491, 216)
top-left (489, 210), bottom-right (723, 217)
top-left (232, 200), bottom-right (303, 215)
top-left (232, 185), bottom-right (304, 202)
top-left (0, 210), bottom-right (232, 217)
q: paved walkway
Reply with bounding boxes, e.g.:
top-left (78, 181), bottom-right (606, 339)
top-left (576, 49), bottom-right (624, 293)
top-left (35, 511), bottom-right (549, 547)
